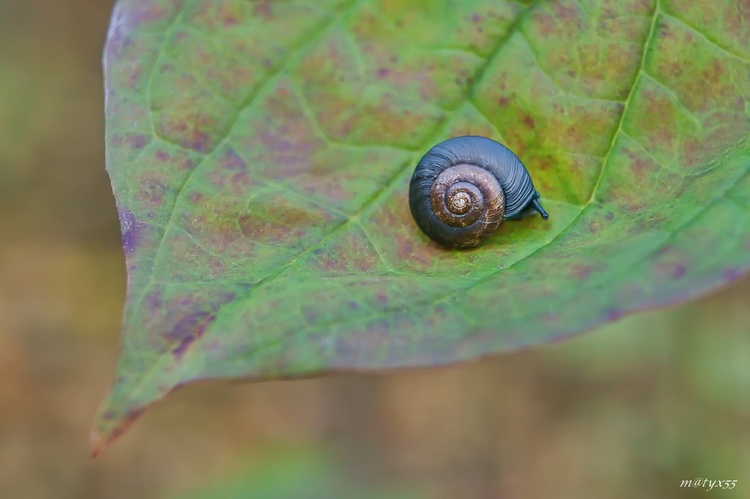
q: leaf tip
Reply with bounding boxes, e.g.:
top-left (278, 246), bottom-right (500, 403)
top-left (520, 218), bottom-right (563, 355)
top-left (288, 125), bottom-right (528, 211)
top-left (90, 404), bottom-right (146, 457)
top-left (90, 431), bottom-right (105, 458)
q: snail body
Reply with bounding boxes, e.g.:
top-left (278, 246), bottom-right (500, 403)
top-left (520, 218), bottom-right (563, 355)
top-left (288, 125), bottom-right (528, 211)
top-left (409, 136), bottom-right (548, 249)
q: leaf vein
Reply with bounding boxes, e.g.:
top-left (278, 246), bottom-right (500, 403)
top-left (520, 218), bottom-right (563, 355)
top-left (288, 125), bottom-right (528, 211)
top-left (660, 10), bottom-right (750, 63)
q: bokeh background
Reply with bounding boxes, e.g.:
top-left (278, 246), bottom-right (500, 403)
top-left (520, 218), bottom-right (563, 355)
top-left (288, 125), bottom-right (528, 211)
top-left (1, 1), bottom-right (749, 498)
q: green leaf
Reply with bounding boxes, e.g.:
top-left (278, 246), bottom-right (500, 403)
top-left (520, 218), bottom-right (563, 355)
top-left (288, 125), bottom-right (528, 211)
top-left (95, 0), bottom-right (750, 452)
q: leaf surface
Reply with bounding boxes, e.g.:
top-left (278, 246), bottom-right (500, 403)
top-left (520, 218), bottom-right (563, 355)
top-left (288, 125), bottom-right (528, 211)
top-left (95, 0), bottom-right (750, 451)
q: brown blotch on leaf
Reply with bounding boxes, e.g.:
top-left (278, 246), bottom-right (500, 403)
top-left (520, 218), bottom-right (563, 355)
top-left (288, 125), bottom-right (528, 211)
top-left (137, 173), bottom-right (168, 208)
top-left (238, 201), bottom-right (328, 243)
top-left (155, 149), bottom-right (169, 161)
top-left (210, 147), bottom-right (257, 194)
top-left (572, 264), bottom-right (593, 279)
top-left (158, 115), bottom-right (215, 153)
top-left (112, 133), bottom-right (148, 151)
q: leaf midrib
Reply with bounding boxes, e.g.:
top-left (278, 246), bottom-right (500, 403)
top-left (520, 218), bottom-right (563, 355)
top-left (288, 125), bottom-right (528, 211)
top-left (115, 0), bottom-right (548, 403)
top-left (133, 0), bottom-right (546, 305)
top-left (129, 0), bottom-right (664, 370)
top-left (235, 0), bottom-right (547, 289)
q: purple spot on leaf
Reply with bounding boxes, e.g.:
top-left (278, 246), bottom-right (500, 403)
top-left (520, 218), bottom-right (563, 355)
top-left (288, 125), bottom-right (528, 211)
top-left (572, 264), bottom-right (593, 279)
top-left (169, 312), bottom-right (216, 360)
top-left (112, 133), bottom-right (148, 151)
top-left (118, 208), bottom-right (142, 255)
top-left (190, 131), bottom-right (213, 153)
top-left (724, 268), bottom-right (745, 281)
top-left (376, 67), bottom-right (391, 78)
top-left (605, 309), bottom-right (623, 321)
top-left (671, 264), bottom-right (687, 279)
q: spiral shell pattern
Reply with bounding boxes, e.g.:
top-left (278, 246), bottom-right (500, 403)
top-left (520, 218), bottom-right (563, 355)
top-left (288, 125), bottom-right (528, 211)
top-left (409, 136), bottom-right (547, 249)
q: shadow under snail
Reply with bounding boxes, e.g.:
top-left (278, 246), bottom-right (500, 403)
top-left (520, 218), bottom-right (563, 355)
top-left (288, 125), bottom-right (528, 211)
top-left (409, 136), bottom-right (548, 249)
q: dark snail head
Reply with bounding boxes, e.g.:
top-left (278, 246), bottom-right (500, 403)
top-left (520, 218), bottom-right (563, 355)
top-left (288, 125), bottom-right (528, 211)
top-left (409, 136), bottom-right (548, 249)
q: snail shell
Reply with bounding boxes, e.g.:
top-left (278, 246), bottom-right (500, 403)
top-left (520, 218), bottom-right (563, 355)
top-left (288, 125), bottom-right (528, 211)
top-left (409, 136), bottom-right (548, 249)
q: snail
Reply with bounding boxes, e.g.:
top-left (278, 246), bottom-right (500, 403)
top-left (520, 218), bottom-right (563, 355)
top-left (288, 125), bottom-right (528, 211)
top-left (409, 136), bottom-right (548, 249)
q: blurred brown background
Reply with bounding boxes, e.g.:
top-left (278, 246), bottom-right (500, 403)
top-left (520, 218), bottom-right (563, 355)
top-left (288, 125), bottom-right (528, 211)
top-left (1, 1), bottom-right (749, 498)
